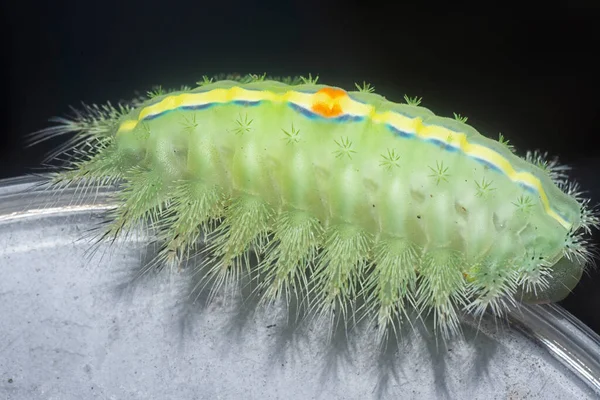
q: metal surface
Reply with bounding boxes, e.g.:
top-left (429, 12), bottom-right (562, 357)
top-left (1, 176), bottom-right (599, 399)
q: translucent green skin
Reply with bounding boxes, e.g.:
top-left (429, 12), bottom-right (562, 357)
top-left (520, 257), bottom-right (584, 303)
top-left (74, 79), bottom-right (587, 336)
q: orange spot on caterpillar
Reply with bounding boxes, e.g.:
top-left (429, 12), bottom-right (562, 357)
top-left (317, 87), bottom-right (347, 99)
top-left (311, 87), bottom-right (348, 117)
top-left (312, 102), bottom-right (343, 117)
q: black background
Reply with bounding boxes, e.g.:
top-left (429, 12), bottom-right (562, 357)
top-left (3, 2), bottom-right (600, 335)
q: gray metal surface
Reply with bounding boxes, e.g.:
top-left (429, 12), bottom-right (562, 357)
top-left (1, 177), bottom-right (599, 399)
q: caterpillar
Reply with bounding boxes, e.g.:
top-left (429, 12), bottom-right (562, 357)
top-left (30, 73), bottom-right (599, 341)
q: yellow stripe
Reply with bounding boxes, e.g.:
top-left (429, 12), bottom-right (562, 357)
top-left (115, 86), bottom-right (571, 230)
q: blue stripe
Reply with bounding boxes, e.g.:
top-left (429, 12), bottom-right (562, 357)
top-left (386, 124), bottom-right (414, 138)
top-left (181, 104), bottom-right (214, 111)
top-left (232, 100), bottom-right (262, 107)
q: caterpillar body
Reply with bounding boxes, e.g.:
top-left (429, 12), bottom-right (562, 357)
top-left (33, 74), bottom-right (599, 340)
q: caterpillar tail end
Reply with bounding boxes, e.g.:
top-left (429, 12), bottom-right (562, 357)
top-left (520, 257), bottom-right (585, 304)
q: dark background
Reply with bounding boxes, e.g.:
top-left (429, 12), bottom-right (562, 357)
top-left (2, 2), bottom-right (599, 335)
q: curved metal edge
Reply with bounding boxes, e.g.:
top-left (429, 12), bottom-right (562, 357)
top-left (0, 174), bottom-right (117, 222)
top-left (508, 303), bottom-right (600, 392)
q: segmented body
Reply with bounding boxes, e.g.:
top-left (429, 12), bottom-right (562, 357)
top-left (38, 75), bottom-right (597, 339)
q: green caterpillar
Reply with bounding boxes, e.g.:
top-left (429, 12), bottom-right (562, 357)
top-left (31, 73), bottom-right (598, 340)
